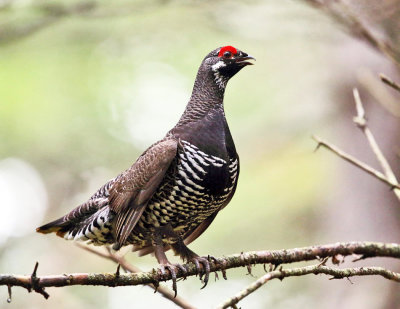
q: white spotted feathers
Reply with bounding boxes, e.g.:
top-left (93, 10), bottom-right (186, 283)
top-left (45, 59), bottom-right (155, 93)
top-left (134, 140), bottom-right (236, 234)
top-left (212, 60), bottom-right (229, 90)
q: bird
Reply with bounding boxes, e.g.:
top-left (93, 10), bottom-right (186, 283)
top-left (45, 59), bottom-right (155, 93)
top-left (37, 45), bottom-right (254, 293)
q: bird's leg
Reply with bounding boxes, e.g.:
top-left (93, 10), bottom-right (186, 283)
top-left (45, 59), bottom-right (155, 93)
top-left (171, 239), bottom-right (212, 289)
top-left (152, 228), bottom-right (186, 297)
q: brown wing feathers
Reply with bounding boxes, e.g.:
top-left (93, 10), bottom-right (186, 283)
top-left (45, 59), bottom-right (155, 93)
top-left (109, 138), bottom-right (178, 248)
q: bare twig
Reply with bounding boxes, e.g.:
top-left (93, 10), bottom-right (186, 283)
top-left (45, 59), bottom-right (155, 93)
top-left (218, 264), bottom-right (400, 309)
top-left (312, 135), bottom-right (400, 191)
top-left (0, 1), bottom-right (97, 45)
top-left (336, 3), bottom-right (398, 66)
top-left (380, 74), bottom-right (400, 93)
top-left (352, 88), bottom-right (400, 201)
top-left (29, 262), bottom-right (49, 299)
top-left (76, 244), bottom-right (195, 309)
top-left (357, 70), bottom-right (400, 118)
top-left (1, 242), bottom-right (400, 299)
top-left (7, 284), bottom-right (12, 303)
top-left (0, 0), bottom-right (171, 45)
top-left (301, 0), bottom-right (400, 66)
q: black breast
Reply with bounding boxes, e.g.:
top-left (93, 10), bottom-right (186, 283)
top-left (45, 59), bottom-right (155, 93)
top-left (172, 106), bottom-right (239, 198)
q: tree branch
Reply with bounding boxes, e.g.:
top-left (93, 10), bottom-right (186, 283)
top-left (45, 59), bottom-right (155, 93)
top-left (380, 74), bottom-right (400, 93)
top-left (1, 241), bottom-right (400, 300)
top-left (76, 244), bottom-right (195, 309)
top-left (352, 88), bottom-right (400, 201)
top-left (0, 0), bottom-right (171, 45)
top-left (312, 86), bottom-right (400, 201)
top-left (218, 263), bottom-right (400, 309)
top-left (0, 1), bottom-right (97, 45)
top-left (357, 72), bottom-right (400, 118)
top-left (301, 0), bottom-right (400, 66)
top-left (312, 135), bottom-right (400, 191)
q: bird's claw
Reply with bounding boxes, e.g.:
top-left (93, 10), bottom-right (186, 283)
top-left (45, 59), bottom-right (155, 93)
top-left (191, 256), bottom-right (211, 289)
top-left (159, 263), bottom-right (187, 297)
top-left (177, 263), bottom-right (188, 276)
top-left (207, 255), bottom-right (228, 280)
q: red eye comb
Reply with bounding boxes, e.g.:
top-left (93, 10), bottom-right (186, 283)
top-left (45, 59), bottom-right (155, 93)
top-left (218, 46), bottom-right (237, 57)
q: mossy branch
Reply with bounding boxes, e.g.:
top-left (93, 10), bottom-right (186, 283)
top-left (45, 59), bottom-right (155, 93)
top-left (218, 264), bottom-right (400, 309)
top-left (1, 241), bottom-right (400, 302)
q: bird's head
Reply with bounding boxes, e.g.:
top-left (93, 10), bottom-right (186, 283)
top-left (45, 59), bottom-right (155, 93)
top-left (202, 46), bottom-right (255, 89)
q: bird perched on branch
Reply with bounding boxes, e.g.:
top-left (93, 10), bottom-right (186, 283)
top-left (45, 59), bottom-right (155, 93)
top-left (37, 46), bottom-right (254, 293)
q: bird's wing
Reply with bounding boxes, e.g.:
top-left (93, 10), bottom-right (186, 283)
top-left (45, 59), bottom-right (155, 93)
top-left (109, 138), bottom-right (178, 249)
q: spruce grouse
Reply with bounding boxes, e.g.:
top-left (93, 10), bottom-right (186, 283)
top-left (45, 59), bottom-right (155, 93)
top-left (37, 46), bottom-right (255, 291)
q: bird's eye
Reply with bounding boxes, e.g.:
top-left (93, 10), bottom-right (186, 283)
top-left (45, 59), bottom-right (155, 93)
top-left (223, 51), bottom-right (232, 58)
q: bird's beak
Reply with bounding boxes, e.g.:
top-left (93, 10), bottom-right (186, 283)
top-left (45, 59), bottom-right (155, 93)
top-left (235, 54), bottom-right (256, 66)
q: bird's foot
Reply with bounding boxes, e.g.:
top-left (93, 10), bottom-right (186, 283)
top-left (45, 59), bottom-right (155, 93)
top-left (159, 263), bottom-right (188, 297)
top-left (207, 255), bottom-right (228, 281)
top-left (190, 256), bottom-right (213, 289)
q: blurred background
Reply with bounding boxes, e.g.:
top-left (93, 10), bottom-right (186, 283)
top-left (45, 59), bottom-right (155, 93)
top-left (1, 0), bottom-right (400, 308)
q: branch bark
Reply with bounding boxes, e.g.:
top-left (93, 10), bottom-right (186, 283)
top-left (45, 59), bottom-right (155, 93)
top-left (1, 241), bottom-right (400, 300)
top-left (76, 244), bottom-right (195, 309)
top-left (218, 263), bottom-right (400, 309)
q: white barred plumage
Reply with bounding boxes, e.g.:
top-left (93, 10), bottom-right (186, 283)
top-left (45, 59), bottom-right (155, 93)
top-left (60, 140), bottom-right (238, 246)
top-left (37, 46), bottom-right (254, 290)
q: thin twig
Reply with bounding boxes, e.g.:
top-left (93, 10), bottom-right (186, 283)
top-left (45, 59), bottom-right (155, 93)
top-left (29, 262), bottom-right (49, 299)
top-left (0, 1), bottom-right (97, 45)
top-left (357, 70), bottom-right (400, 118)
top-left (312, 135), bottom-right (400, 190)
top-left (352, 88), bottom-right (400, 201)
top-left (76, 244), bottom-right (195, 309)
top-left (380, 74), bottom-right (400, 93)
top-left (217, 264), bottom-right (400, 309)
top-left (7, 284), bottom-right (12, 303)
top-left (1, 241), bottom-right (400, 299)
top-left (301, 0), bottom-right (400, 67)
top-left (0, 0), bottom-right (171, 45)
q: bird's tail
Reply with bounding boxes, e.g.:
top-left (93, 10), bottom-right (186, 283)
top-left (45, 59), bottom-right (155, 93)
top-left (36, 217), bottom-right (69, 237)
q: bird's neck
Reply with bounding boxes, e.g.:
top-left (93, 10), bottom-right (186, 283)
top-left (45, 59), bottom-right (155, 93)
top-left (168, 66), bottom-right (235, 158)
top-left (175, 65), bottom-right (227, 128)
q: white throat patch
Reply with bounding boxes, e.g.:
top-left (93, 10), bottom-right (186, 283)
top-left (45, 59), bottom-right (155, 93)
top-left (211, 61), bottom-right (226, 71)
top-left (211, 61), bottom-right (228, 90)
